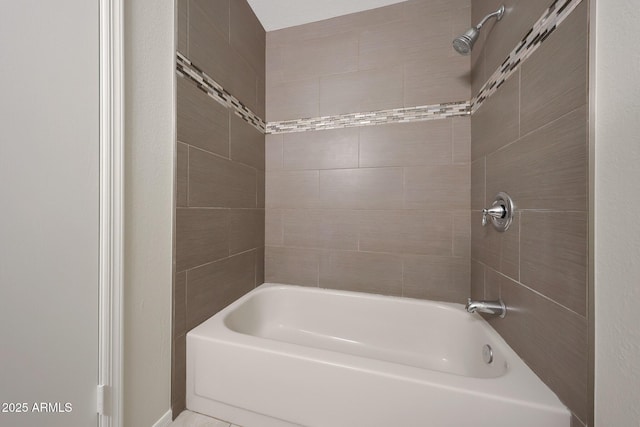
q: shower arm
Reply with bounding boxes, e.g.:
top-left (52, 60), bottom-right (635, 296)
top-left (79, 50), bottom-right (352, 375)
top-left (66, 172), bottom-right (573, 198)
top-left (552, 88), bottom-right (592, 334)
top-left (475, 5), bottom-right (505, 30)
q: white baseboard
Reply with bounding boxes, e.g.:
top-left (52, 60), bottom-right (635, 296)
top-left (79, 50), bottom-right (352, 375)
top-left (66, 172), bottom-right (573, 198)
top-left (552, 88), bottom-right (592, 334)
top-left (151, 409), bottom-right (173, 427)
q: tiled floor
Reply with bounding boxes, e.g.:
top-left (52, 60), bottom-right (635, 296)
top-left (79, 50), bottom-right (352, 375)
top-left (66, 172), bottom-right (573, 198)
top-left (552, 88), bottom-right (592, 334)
top-left (169, 410), bottom-right (243, 427)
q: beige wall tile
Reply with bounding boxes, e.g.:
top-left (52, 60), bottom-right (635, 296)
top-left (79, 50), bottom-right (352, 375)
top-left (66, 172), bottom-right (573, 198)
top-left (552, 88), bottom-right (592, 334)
top-left (177, 0), bottom-right (188, 56)
top-left (230, 0), bottom-right (265, 76)
top-left (404, 165), bottom-right (470, 210)
top-left (319, 250), bottom-right (403, 296)
top-left (320, 168), bottom-right (404, 209)
top-left (470, 259), bottom-right (485, 300)
top-left (255, 246), bottom-right (265, 286)
top-left (229, 209), bottom-right (264, 255)
top-left (176, 142), bottom-right (188, 207)
top-left (470, 158), bottom-right (485, 211)
top-left (265, 134), bottom-right (283, 171)
top-left (319, 66), bottom-right (404, 116)
top-left (358, 210), bottom-right (453, 256)
top-left (453, 211), bottom-right (471, 258)
top-left (520, 211), bottom-right (587, 316)
top-left (283, 127), bottom-right (359, 170)
top-left (176, 208), bottom-right (229, 272)
top-left (265, 246), bottom-right (320, 286)
top-left (488, 270), bottom-right (588, 421)
top-left (228, 49), bottom-right (258, 113)
top-left (189, 0), bottom-right (232, 88)
top-left (266, 170), bottom-right (319, 209)
top-left (257, 170), bottom-right (265, 208)
top-left (485, 106), bottom-right (587, 211)
top-left (282, 209), bottom-right (359, 251)
top-left (359, 120), bottom-right (452, 168)
top-left (189, 147), bottom-right (257, 208)
top-left (177, 77), bottom-right (229, 157)
top-left (483, 0), bottom-right (550, 79)
top-left (173, 271), bottom-right (187, 338)
top-left (230, 113), bottom-right (265, 170)
top-left (266, 78), bottom-right (319, 122)
top-left (471, 211), bottom-right (519, 281)
top-left (403, 255), bottom-right (469, 302)
top-left (405, 55), bottom-right (471, 106)
top-left (281, 32), bottom-right (358, 82)
top-left (265, 209), bottom-right (283, 246)
top-left (256, 77), bottom-right (266, 120)
top-left (452, 116), bottom-right (471, 164)
top-left (171, 334), bottom-right (186, 415)
top-left (520, 1), bottom-right (587, 136)
top-left (471, 74), bottom-right (519, 160)
top-left (186, 250), bottom-right (256, 330)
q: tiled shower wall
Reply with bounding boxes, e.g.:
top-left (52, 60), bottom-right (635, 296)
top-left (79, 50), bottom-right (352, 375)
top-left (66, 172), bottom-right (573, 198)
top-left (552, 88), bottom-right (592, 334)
top-left (470, 1), bottom-right (589, 425)
top-left (265, 0), bottom-right (473, 300)
top-left (172, 0), bottom-right (265, 416)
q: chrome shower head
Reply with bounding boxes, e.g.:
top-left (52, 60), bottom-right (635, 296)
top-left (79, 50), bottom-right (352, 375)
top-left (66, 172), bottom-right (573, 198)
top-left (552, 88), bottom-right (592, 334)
top-left (453, 5), bottom-right (505, 55)
top-left (453, 28), bottom-right (480, 55)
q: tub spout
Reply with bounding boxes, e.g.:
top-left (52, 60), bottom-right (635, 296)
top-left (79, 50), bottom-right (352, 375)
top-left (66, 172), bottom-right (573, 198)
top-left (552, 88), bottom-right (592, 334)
top-left (465, 298), bottom-right (506, 318)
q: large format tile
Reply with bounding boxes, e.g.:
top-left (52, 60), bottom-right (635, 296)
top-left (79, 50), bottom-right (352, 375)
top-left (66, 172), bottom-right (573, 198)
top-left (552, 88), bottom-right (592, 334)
top-left (265, 209), bottom-right (283, 246)
top-left (319, 250), bottom-right (403, 296)
top-left (265, 134), bottom-right (283, 171)
top-left (320, 168), bottom-right (404, 209)
top-left (266, 170), bottom-right (319, 209)
top-left (470, 259), bottom-right (486, 300)
top-left (228, 50), bottom-right (258, 113)
top-left (471, 211), bottom-right (519, 281)
top-left (280, 31), bottom-right (358, 82)
top-left (265, 246), bottom-right (320, 286)
top-left (281, 209), bottom-right (359, 251)
top-left (452, 116), bottom-right (471, 164)
top-left (189, 0), bottom-right (232, 88)
top-left (177, 0), bottom-right (188, 56)
top-left (404, 54), bottom-right (470, 106)
top-left (404, 165), bottom-right (470, 210)
top-left (471, 74), bottom-right (519, 160)
top-left (470, 157), bottom-right (485, 211)
top-left (266, 78), bottom-right (319, 122)
top-left (176, 208), bottom-right (229, 272)
top-left (453, 210), bottom-right (471, 258)
top-left (488, 269), bottom-right (588, 421)
top-left (171, 334), bottom-right (186, 416)
top-left (520, 211), bottom-right (588, 316)
top-left (403, 255), bottom-right (470, 302)
top-left (230, 0), bottom-right (265, 76)
top-left (255, 246), bottom-right (265, 286)
top-left (230, 113), bottom-right (265, 170)
top-left (186, 250), bottom-right (256, 330)
top-left (319, 65), bottom-right (404, 116)
top-left (176, 142), bottom-right (188, 207)
top-left (358, 210), bottom-right (452, 256)
top-left (283, 127), bottom-right (359, 170)
top-left (177, 77), bottom-right (229, 157)
top-left (189, 147), bottom-right (257, 208)
top-left (173, 272), bottom-right (187, 339)
top-left (359, 120), bottom-right (452, 168)
top-left (485, 106), bottom-right (587, 211)
top-left (228, 209), bottom-right (264, 255)
top-left (520, 1), bottom-right (588, 136)
top-left (482, 0), bottom-right (550, 80)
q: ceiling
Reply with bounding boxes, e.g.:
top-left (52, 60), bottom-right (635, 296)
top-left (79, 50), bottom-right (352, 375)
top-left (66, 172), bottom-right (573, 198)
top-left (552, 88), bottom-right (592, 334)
top-left (246, 0), bottom-right (408, 31)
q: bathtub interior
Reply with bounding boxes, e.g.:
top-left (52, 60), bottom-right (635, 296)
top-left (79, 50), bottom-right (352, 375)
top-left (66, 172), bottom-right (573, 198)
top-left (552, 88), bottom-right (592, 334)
top-left (222, 285), bottom-right (508, 378)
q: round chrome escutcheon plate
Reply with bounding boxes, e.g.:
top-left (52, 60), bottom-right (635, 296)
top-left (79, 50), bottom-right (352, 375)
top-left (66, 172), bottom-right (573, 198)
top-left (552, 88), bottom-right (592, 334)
top-left (482, 344), bottom-right (494, 364)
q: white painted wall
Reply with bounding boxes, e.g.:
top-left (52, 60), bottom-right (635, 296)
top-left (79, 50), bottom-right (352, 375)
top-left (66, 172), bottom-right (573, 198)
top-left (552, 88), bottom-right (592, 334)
top-left (0, 1), bottom-right (99, 426)
top-left (594, 1), bottom-right (640, 425)
top-left (123, 0), bottom-right (175, 425)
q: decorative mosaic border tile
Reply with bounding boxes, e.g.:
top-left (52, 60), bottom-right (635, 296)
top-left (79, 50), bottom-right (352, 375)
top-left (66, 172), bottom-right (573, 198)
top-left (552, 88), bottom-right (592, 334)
top-left (176, 52), bottom-right (266, 133)
top-left (471, 0), bottom-right (583, 113)
top-left (266, 102), bottom-right (470, 134)
top-left (175, 0), bottom-right (582, 135)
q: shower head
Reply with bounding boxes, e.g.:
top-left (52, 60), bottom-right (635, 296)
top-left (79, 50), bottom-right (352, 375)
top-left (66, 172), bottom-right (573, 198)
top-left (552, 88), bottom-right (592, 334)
top-left (453, 5), bottom-right (505, 55)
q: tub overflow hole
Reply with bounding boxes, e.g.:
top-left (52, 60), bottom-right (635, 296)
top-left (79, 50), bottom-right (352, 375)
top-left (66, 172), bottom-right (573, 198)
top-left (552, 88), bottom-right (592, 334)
top-left (482, 344), bottom-right (494, 364)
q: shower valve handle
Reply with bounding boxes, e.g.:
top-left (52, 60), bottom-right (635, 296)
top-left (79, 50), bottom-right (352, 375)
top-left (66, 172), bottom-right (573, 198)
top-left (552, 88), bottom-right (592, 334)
top-left (482, 205), bottom-right (506, 227)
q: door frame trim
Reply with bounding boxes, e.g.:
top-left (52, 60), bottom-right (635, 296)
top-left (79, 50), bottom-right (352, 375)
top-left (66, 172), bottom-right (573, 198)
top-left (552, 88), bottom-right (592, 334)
top-left (99, 0), bottom-right (124, 425)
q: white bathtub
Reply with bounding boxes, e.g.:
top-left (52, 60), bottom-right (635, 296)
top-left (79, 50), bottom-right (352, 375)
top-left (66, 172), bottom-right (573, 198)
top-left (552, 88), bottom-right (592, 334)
top-left (187, 284), bottom-right (569, 427)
